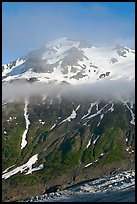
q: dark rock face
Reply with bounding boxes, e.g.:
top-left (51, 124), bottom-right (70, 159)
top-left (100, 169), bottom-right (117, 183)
top-left (99, 72), bottom-right (110, 79)
top-left (106, 72), bottom-right (110, 76)
top-left (99, 73), bottom-right (106, 78)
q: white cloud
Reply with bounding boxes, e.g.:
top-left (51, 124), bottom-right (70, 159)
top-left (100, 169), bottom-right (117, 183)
top-left (2, 79), bottom-right (135, 103)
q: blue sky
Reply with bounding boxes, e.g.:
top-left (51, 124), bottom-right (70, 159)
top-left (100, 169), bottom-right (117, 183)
top-left (2, 2), bottom-right (135, 64)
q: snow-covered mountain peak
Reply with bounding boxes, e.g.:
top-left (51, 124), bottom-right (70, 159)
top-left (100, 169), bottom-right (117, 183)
top-left (2, 38), bottom-right (135, 85)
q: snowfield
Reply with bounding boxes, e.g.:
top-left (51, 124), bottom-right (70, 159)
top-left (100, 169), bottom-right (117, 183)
top-left (2, 154), bottom-right (44, 180)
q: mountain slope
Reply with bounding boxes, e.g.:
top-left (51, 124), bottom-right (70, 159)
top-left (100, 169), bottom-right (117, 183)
top-left (2, 38), bottom-right (135, 202)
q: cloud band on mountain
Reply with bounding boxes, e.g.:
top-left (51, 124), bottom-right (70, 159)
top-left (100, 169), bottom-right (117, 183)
top-left (2, 79), bottom-right (135, 103)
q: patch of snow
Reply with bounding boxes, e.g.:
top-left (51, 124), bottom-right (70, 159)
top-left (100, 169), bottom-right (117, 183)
top-left (50, 124), bottom-right (56, 130)
top-left (61, 110), bottom-right (76, 123)
top-left (21, 99), bottom-right (30, 150)
top-left (95, 159), bottom-right (98, 162)
top-left (96, 102), bottom-right (99, 111)
top-left (123, 100), bottom-right (135, 125)
top-left (97, 113), bottom-right (104, 126)
top-left (86, 102), bottom-right (109, 120)
top-left (100, 114), bottom-right (104, 120)
top-left (126, 147), bottom-right (129, 151)
top-left (9, 117), bottom-right (12, 122)
top-left (3, 165), bottom-right (15, 174)
top-left (85, 162), bottom-right (93, 168)
top-left (76, 104), bottom-right (81, 111)
top-left (2, 154), bottom-right (39, 180)
top-left (93, 135), bottom-right (100, 144)
top-left (86, 138), bottom-right (92, 149)
top-left (81, 101), bottom-right (98, 120)
top-left (105, 102), bottom-right (114, 114)
top-left (86, 134), bottom-right (93, 148)
top-left (126, 146), bottom-right (134, 154)
top-left (39, 119), bottom-right (45, 125)
top-left (59, 105), bottom-right (80, 125)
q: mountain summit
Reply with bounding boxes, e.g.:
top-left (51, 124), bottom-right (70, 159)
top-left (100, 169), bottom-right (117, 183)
top-left (2, 38), bottom-right (135, 84)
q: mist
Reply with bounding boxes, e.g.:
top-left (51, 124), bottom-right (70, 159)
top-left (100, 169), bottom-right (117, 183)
top-left (2, 79), bottom-right (135, 103)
